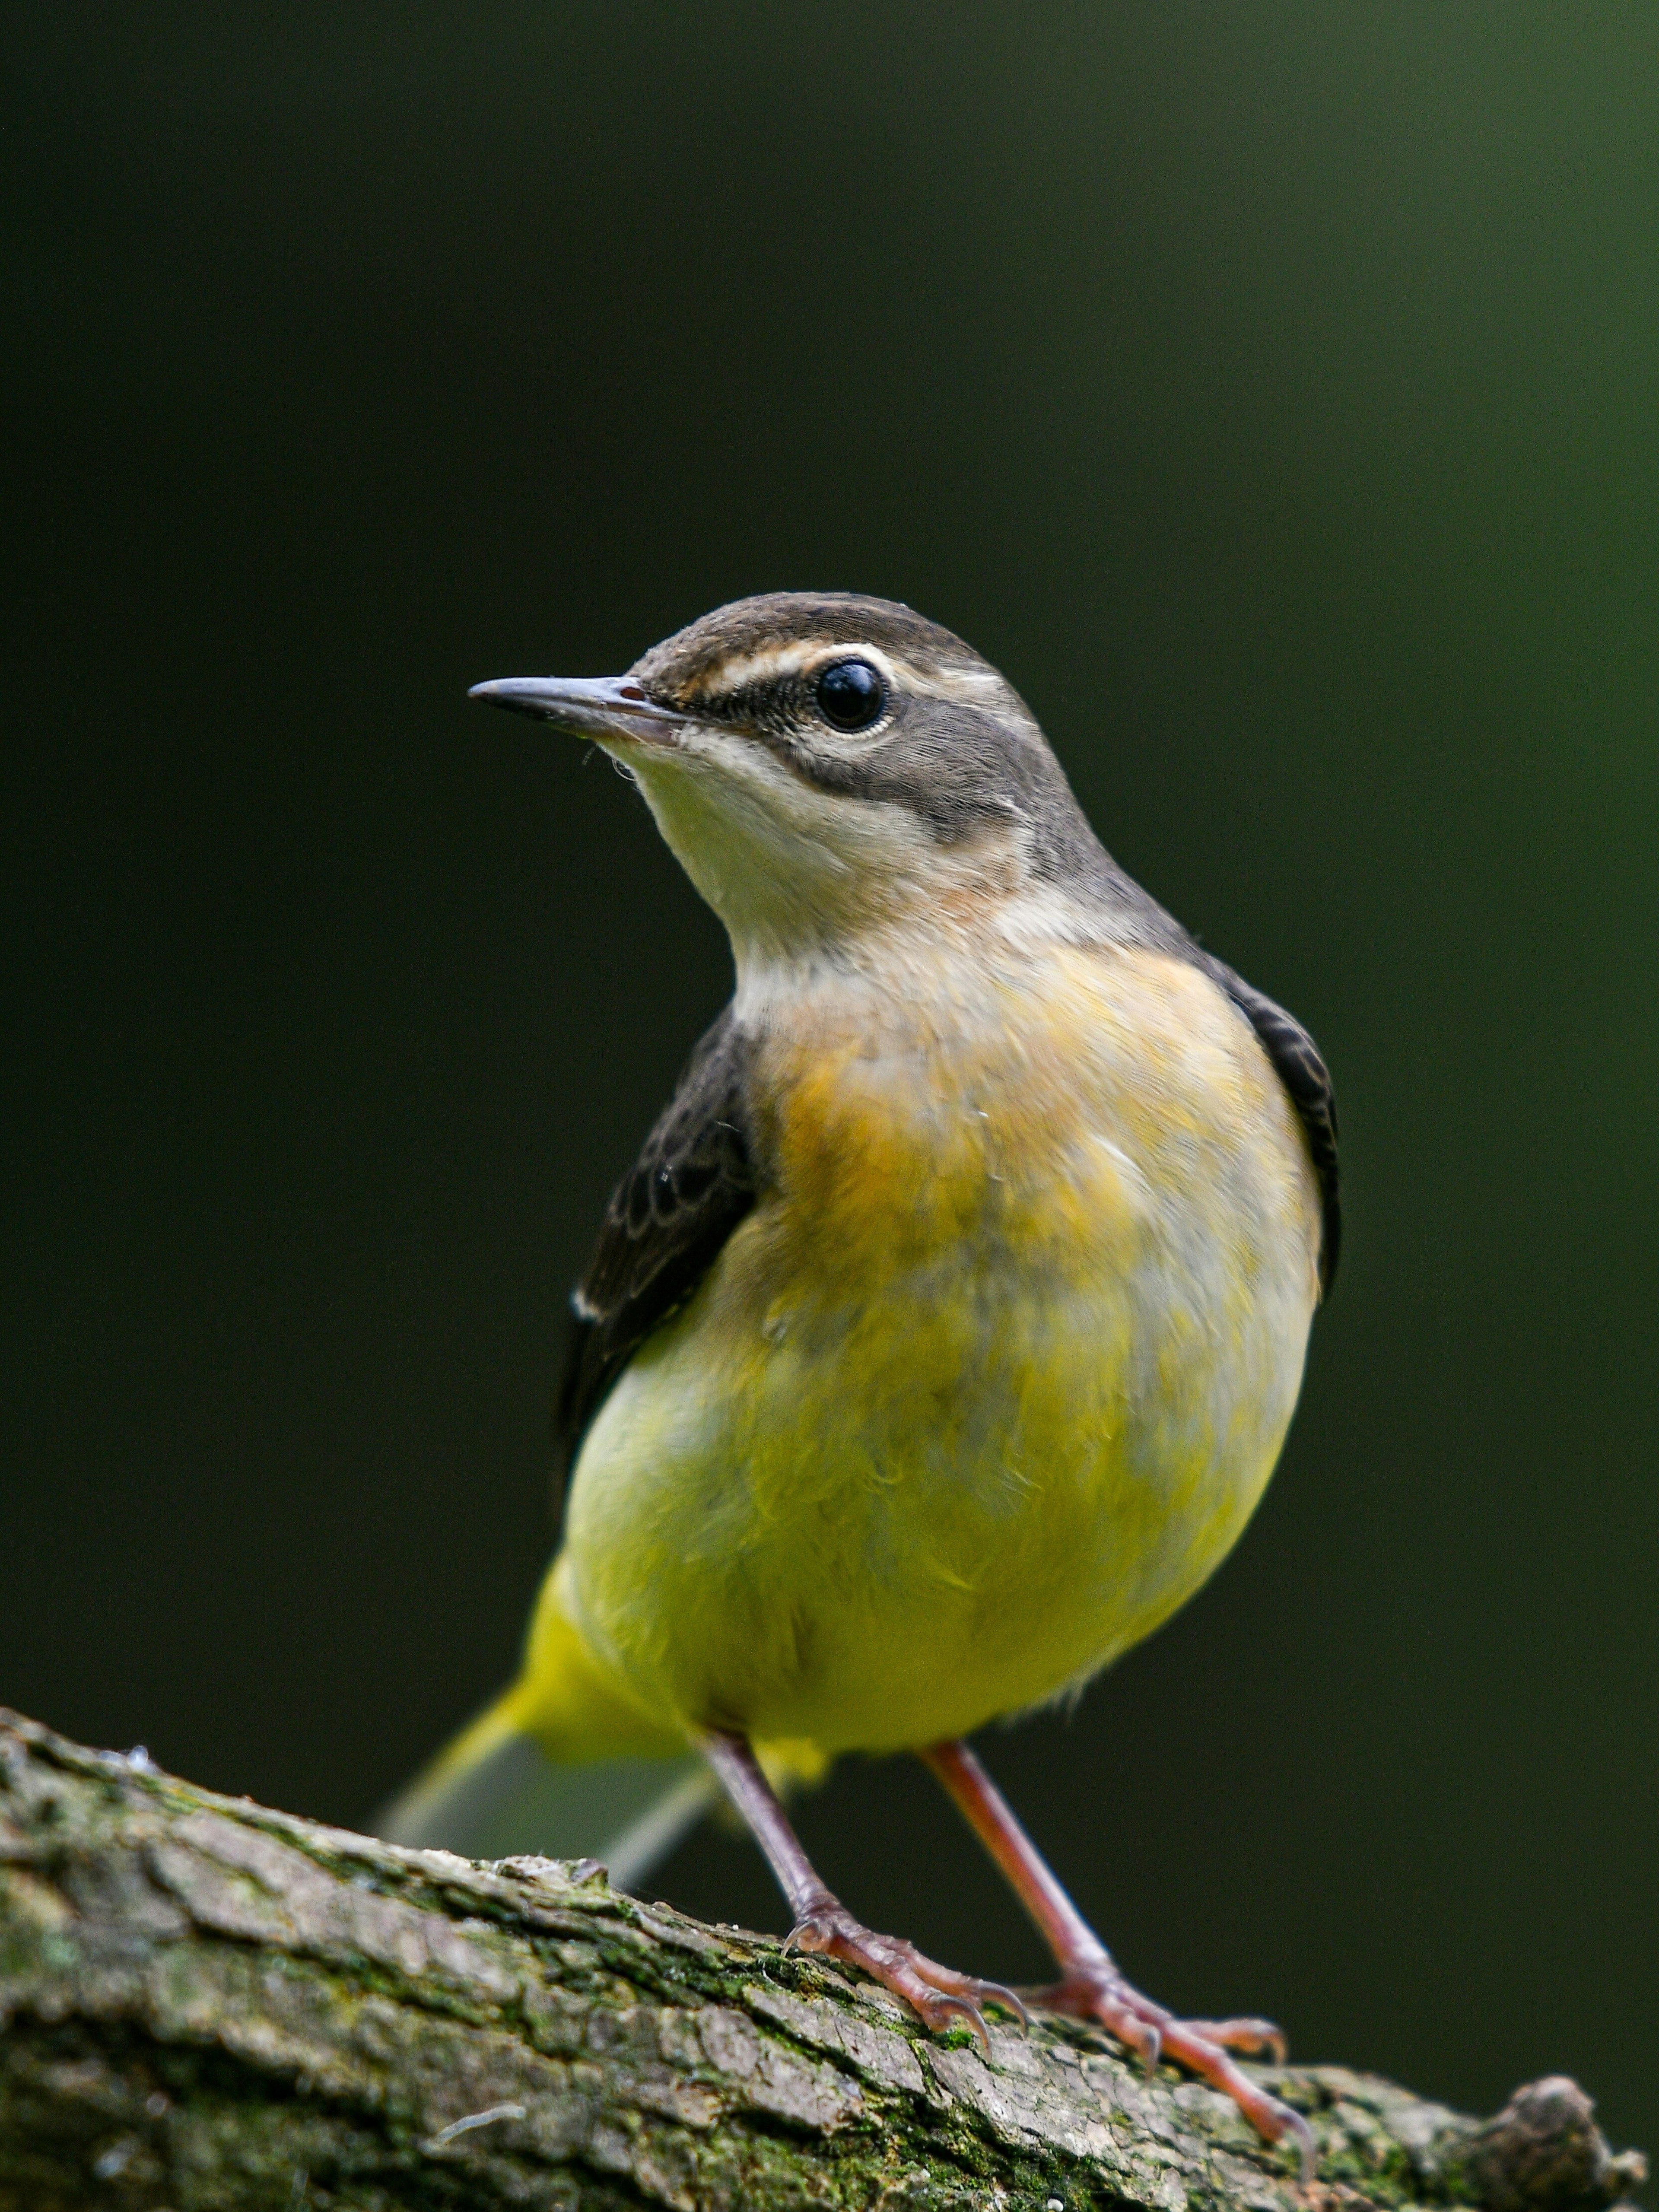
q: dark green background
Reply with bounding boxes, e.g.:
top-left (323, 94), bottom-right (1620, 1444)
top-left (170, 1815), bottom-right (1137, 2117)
top-left (4, 0), bottom-right (1655, 2161)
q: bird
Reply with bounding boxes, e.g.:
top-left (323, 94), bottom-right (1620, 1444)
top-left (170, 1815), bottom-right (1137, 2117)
top-left (381, 591), bottom-right (1338, 2163)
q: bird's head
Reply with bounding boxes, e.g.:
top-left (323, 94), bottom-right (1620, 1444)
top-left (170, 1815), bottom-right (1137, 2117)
top-left (471, 593), bottom-right (1115, 970)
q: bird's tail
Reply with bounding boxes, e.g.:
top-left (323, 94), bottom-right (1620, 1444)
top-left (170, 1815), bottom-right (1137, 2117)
top-left (375, 1597), bottom-right (716, 1892)
top-left (376, 1701), bottom-right (718, 1892)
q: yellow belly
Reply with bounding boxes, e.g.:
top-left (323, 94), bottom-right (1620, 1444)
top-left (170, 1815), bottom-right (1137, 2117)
top-left (553, 943), bottom-right (1319, 1754)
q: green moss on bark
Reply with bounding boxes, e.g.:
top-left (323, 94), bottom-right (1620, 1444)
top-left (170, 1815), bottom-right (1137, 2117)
top-left (0, 1712), bottom-right (1644, 2212)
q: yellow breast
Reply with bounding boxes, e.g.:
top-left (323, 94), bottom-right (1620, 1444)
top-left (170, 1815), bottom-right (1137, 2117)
top-left (761, 945), bottom-right (1234, 1284)
top-left (556, 940), bottom-right (1320, 1754)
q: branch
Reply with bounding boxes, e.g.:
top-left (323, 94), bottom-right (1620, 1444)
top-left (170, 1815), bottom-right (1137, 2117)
top-left (0, 1710), bottom-right (1644, 2212)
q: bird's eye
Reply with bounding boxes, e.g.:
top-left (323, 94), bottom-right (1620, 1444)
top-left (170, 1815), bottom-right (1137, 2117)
top-left (813, 658), bottom-right (887, 732)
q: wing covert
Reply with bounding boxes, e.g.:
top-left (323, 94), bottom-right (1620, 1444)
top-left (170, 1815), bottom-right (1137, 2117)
top-left (555, 1007), bottom-right (757, 1479)
top-left (1201, 957), bottom-right (1341, 1296)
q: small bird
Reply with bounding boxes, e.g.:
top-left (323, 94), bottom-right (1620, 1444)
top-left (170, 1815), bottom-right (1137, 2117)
top-left (384, 592), bottom-right (1338, 2161)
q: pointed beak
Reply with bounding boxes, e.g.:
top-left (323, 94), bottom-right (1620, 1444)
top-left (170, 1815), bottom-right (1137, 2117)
top-left (467, 674), bottom-right (689, 747)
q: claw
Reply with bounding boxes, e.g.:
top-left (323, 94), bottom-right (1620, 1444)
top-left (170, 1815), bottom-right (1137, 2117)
top-left (1274, 2097), bottom-right (1327, 2185)
top-left (938, 1994), bottom-right (992, 2054)
top-left (906, 1957), bottom-right (1030, 2029)
top-left (984, 1980), bottom-right (1032, 2029)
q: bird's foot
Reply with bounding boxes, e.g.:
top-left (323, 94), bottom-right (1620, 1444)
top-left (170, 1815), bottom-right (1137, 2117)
top-left (1032, 1963), bottom-right (1313, 2171)
top-left (787, 1902), bottom-right (1028, 2053)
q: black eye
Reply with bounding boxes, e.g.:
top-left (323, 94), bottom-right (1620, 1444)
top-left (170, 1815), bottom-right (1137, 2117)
top-left (813, 658), bottom-right (887, 732)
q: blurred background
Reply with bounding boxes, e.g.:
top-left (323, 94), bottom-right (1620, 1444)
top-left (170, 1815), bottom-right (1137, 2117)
top-left (3, 0), bottom-right (1655, 2161)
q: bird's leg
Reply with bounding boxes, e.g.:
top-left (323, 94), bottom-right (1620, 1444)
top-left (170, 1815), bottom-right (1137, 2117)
top-left (920, 1739), bottom-right (1313, 2169)
top-left (694, 1729), bottom-right (1026, 2053)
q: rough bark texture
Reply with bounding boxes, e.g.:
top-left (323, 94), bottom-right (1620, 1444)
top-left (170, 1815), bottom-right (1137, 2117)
top-left (0, 1711), bottom-right (1645, 2212)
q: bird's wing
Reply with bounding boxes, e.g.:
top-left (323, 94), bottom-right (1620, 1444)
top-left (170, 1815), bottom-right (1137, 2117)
top-left (1201, 957), bottom-right (1341, 1296)
top-left (555, 1005), bottom-right (758, 1480)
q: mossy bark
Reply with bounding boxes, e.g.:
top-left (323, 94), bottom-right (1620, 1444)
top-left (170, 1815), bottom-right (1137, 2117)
top-left (0, 1710), bottom-right (1644, 2212)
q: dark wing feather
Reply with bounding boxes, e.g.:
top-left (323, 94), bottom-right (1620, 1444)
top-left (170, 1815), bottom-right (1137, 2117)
top-left (1200, 957), bottom-right (1341, 1296)
top-left (555, 1007), bottom-right (758, 1481)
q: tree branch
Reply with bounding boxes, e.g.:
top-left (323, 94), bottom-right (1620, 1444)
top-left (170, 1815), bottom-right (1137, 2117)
top-left (0, 1709), bottom-right (1644, 2212)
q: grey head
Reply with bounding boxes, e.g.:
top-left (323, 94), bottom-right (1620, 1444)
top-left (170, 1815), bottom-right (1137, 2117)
top-left (472, 591), bottom-right (1339, 1288)
top-left (471, 591), bottom-right (1173, 962)
top-left (632, 593), bottom-right (1093, 859)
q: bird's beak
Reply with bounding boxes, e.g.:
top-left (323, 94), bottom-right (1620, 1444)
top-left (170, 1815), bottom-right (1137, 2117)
top-left (467, 674), bottom-right (689, 748)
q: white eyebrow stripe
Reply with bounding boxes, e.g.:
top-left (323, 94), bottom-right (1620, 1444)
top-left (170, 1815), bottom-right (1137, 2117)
top-left (691, 641), bottom-right (846, 693)
top-left (690, 641), bottom-right (1008, 710)
top-left (890, 657), bottom-right (1007, 706)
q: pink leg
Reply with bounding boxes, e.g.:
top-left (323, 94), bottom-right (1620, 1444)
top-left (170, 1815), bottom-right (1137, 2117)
top-left (695, 1730), bottom-right (1026, 2053)
top-left (921, 1740), bottom-right (1313, 2171)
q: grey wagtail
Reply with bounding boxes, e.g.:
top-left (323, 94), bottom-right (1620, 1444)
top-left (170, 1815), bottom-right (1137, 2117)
top-left (382, 592), bottom-right (1338, 2160)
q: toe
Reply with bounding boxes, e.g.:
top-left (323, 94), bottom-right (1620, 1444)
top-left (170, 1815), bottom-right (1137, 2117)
top-left (1027, 1973), bottom-right (1309, 2165)
top-left (1155, 2017), bottom-right (1312, 2169)
top-left (904, 1950), bottom-right (1031, 2027)
top-left (1182, 2016), bottom-right (1288, 2064)
top-left (789, 1910), bottom-right (1018, 2053)
top-left (1028, 1977), bottom-right (1163, 2069)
